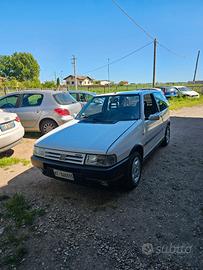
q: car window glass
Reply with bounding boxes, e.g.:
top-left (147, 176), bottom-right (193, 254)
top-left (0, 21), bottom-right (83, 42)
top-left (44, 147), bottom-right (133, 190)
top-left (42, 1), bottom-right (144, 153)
top-left (144, 94), bottom-right (159, 119)
top-left (54, 92), bottom-right (76, 105)
top-left (70, 93), bottom-right (77, 100)
top-left (0, 95), bottom-right (19, 108)
top-left (21, 94), bottom-right (43, 107)
top-left (77, 95), bottom-right (140, 122)
top-left (79, 94), bottom-right (86, 102)
top-left (153, 92), bottom-right (168, 111)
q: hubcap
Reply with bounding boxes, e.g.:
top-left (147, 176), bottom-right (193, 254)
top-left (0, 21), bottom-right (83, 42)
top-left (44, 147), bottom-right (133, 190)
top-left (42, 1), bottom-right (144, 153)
top-left (131, 156), bottom-right (141, 184)
top-left (166, 126), bottom-right (170, 143)
top-left (43, 123), bottom-right (55, 133)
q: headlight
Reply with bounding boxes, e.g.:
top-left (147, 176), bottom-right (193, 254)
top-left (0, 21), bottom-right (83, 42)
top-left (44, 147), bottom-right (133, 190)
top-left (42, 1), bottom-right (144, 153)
top-left (33, 146), bottom-right (45, 157)
top-left (85, 154), bottom-right (117, 167)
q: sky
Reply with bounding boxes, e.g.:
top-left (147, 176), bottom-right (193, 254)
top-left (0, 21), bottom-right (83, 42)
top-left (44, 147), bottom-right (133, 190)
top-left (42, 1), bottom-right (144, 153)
top-left (0, 0), bottom-right (203, 83)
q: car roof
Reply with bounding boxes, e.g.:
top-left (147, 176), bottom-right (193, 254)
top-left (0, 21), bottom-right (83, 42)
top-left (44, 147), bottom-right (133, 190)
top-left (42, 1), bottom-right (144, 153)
top-left (0, 90), bottom-right (67, 97)
top-left (96, 89), bottom-right (162, 97)
top-left (69, 90), bottom-right (96, 95)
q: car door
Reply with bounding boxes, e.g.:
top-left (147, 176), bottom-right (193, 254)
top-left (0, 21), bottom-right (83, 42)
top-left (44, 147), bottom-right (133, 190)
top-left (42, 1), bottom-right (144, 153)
top-left (0, 94), bottom-right (21, 112)
top-left (143, 93), bottom-right (163, 156)
top-left (14, 93), bottom-right (43, 129)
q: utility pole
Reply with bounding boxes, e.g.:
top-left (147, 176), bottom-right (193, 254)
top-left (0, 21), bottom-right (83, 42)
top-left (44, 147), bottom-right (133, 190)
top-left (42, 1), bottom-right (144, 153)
top-left (72, 55), bottom-right (77, 90)
top-left (193, 50), bottom-right (200, 83)
top-left (107, 58), bottom-right (110, 92)
top-left (152, 38), bottom-right (157, 88)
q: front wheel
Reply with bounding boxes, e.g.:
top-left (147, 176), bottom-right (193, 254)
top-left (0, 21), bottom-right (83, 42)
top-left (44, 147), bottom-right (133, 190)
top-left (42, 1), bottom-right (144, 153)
top-left (161, 125), bottom-right (170, 146)
top-left (124, 152), bottom-right (142, 190)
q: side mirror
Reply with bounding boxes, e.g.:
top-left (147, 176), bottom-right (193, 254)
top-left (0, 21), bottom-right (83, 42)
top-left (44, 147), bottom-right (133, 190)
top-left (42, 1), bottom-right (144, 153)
top-left (148, 114), bottom-right (160, 121)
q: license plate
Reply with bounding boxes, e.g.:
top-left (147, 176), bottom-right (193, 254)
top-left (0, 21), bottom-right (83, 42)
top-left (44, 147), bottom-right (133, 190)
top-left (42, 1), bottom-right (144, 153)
top-left (53, 169), bottom-right (74, 181)
top-left (0, 121), bottom-right (15, 132)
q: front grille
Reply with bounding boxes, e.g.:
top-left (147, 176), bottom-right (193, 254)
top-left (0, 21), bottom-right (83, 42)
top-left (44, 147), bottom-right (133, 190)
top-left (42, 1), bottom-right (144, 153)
top-left (44, 149), bottom-right (85, 165)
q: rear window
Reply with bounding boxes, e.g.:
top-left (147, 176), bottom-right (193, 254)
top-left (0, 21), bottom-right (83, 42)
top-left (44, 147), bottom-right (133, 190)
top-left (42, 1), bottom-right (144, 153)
top-left (53, 92), bottom-right (77, 105)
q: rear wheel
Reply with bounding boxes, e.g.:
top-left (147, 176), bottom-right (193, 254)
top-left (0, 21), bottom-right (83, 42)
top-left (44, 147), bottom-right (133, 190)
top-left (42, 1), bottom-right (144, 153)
top-left (161, 125), bottom-right (170, 146)
top-left (124, 152), bottom-right (142, 190)
top-left (40, 119), bottom-right (58, 135)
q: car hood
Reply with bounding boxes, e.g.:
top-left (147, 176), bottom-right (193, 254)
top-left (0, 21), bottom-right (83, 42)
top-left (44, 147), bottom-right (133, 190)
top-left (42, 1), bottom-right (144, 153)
top-left (181, 90), bottom-right (199, 96)
top-left (36, 119), bottom-right (135, 154)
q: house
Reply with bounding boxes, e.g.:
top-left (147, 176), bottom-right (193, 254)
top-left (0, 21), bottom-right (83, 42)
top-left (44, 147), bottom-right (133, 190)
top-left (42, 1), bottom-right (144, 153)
top-left (118, 81), bottom-right (128, 86)
top-left (63, 75), bottom-right (93, 86)
top-left (98, 80), bottom-right (111, 86)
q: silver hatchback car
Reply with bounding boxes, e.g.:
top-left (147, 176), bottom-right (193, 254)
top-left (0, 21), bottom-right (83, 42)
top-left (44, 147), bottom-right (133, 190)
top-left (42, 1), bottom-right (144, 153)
top-left (0, 90), bottom-right (82, 134)
top-left (32, 89), bottom-right (170, 189)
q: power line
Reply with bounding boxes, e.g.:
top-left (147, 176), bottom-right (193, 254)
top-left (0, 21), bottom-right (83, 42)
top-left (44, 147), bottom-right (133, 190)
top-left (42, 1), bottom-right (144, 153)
top-left (111, 0), bottom-right (184, 58)
top-left (157, 41), bottom-right (185, 58)
top-left (111, 0), bottom-right (154, 40)
top-left (85, 41), bottom-right (153, 74)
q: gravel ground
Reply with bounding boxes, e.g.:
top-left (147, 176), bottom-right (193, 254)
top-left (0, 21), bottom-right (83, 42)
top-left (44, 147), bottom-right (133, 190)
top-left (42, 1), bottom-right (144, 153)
top-left (0, 106), bottom-right (203, 270)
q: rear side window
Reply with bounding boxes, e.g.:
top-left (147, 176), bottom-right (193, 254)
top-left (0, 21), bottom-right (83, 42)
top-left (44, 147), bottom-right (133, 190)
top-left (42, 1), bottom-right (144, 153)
top-left (153, 92), bottom-right (169, 111)
top-left (22, 94), bottom-right (43, 107)
top-left (0, 95), bottom-right (19, 108)
top-left (54, 92), bottom-right (76, 105)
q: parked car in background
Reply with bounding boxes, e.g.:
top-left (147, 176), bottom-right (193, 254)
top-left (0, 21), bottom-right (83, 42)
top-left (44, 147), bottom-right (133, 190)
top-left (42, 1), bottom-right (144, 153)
top-left (32, 89), bottom-right (170, 190)
top-left (158, 86), bottom-right (178, 98)
top-left (69, 90), bottom-right (96, 106)
top-left (0, 90), bottom-right (82, 135)
top-left (0, 110), bottom-right (24, 153)
top-left (174, 86), bottom-right (200, 98)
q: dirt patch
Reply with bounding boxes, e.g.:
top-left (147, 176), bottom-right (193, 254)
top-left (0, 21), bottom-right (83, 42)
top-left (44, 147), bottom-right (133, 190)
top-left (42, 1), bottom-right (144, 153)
top-left (0, 106), bottom-right (202, 269)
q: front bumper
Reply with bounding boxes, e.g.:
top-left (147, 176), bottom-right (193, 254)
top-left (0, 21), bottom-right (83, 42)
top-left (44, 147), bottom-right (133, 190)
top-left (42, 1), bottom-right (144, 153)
top-left (31, 155), bottom-right (129, 184)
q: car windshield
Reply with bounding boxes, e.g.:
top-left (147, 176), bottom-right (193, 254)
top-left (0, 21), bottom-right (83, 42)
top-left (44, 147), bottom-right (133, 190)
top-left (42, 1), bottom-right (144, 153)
top-left (53, 92), bottom-right (77, 105)
top-left (76, 94), bottom-right (140, 123)
top-left (178, 87), bottom-right (191, 92)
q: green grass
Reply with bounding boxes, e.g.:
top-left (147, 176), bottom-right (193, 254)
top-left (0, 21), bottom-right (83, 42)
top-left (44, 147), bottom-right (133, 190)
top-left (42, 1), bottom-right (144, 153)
top-left (0, 157), bottom-right (30, 168)
top-left (169, 95), bottom-right (203, 110)
top-left (0, 194), bottom-right (45, 268)
top-left (5, 193), bottom-right (44, 227)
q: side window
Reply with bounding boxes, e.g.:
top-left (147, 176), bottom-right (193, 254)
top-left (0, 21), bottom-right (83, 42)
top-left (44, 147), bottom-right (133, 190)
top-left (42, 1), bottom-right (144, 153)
top-left (22, 94), bottom-right (43, 107)
top-left (144, 94), bottom-right (159, 119)
top-left (0, 95), bottom-right (19, 108)
top-left (153, 92), bottom-right (168, 111)
top-left (70, 93), bottom-right (77, 101)
top-left (87, 94), bottom-right (93, 101)
top-left (79, 94), bottom-right (86, 102)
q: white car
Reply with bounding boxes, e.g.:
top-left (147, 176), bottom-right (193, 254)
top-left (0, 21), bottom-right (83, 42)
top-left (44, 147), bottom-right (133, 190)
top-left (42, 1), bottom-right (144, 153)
top-left (31, 89), bottom-right (170, 189)
top-left (0, 111), bottom-right (24, 153)
top-left (174, 86), bottom-right (200, 98)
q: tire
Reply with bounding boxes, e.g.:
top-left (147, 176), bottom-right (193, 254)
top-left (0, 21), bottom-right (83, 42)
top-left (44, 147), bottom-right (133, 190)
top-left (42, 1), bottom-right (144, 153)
top-left (161, 125), bottom-right (170, 146)
top-left (124, 152), bottom-right (142, 190)
top-left (40, 119), bottom-right (58, 135)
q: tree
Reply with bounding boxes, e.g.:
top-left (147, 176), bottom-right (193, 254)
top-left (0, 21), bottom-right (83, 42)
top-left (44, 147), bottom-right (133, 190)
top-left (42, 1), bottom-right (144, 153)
top-left (41, 80), bottom-right (56, 89)
top-left (56, 77), bottom-right (60, 88)
top-left (0, 52), bottom-right (40, 81)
